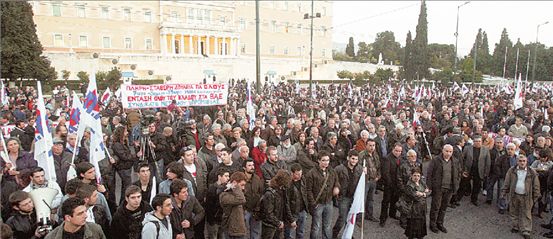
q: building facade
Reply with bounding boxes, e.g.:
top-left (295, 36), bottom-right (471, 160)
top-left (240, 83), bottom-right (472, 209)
top-left (31, 1), bottom-right (333, 82)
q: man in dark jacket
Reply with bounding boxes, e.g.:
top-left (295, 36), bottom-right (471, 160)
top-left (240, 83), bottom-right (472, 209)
top-left (6, 191), bottom-right (51, 239)
top-left (495, 142), bottom-right (517, 214)
top-left (261, 146), bottom-right (288, 185)
top-left (206, 168), bottom-right (229, 239)
top-left (286, 163), bottom-right (308, 239)
top-left (261, 170), bottom-right (293, 239)
top-left (332, 150), bottom-right (363, 238)
top-left (75, 184), bottom-right (110, 237)
top-left (169, 179), bottom-right (205, 239)
top-left (397, 149), bottom-right (423, 228)
top-left (111, 185), bottom-right (152, 239)
top-left (243, 159), bottom-right (264, 239)
top-left (379, 143), bottom-right (403, 227)
top-left (486, 137), bottom-right (507, 204)
top-left (459, 135), bottom-right (491, 206)
top-left (426, 144), bottom-right (460, 234)
top-left (305, 150), bottom-right (340, 239)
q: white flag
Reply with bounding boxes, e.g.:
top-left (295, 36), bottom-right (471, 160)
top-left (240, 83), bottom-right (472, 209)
top-left (461, 84), bottom-right (470, 96)
top-left (150, 176), bottom-right (157, 205)
top-left (34, 81), bottom-right (56, 182)
top-left (341, 172), bottom-right (366, 239)
top-left (0, 80), bottom-right (8, 105)
top-left (514, 74), bottom-right (524, 110)
top-left (247, 80), bottom-right (256, 130)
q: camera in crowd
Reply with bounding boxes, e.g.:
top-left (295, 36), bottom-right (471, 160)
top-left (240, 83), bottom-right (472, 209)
top-left (140, 114), bottom-right (156, 136)
top-left (175, 119), bottom-right (195, 137)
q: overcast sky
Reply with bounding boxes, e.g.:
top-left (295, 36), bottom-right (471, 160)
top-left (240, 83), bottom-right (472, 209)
top-left (332, 1), bottom-right (553, 57)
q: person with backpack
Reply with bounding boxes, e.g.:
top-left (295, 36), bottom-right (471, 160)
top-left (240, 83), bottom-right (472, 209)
top-left (142, 194), bottom-right (175, 239)
top-left (260, 170), bottom-right (293, 239)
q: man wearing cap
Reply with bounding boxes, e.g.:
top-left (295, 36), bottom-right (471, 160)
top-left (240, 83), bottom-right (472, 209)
top-left (51, 138), bottom-right (73, 192)
top-left (277, 135), bottom-right (297, 167)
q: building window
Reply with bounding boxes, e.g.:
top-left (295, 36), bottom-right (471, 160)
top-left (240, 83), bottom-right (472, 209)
top-left (170, 11), bottom-right (178, 22)
top-left (52, 3), bottom-right (61, 16)
top-left (241, 44), bottom-right (246, 54)
top-left (297, 2), bottom-right (301, 12)
top-left (102, 36), bottom-right (111, 48)
top-left (123, 8), bottom-right (131, 21)
top-left (284, 1), bottom-right (289, 11)
top-left (298, 47), bottom-right (302, 56)
top-left (144, 10), bottom-right (152, 23)
top-left (196, 9), bottom-right (202, 24)
top-left (297, 24), bottom-right (302, 34)
top-left (220, 16), bottom-right (226, 26)
top-left (284, 22), bottom-right (289, 33)
top-left (204, 10), bottom-right (211, 24)
top-left (145, 38), bottom-right (153, 50)
top-left (187, 8), bottom-right (194, 23)
top-left (270, 46), bottom-right (275, 55)
top-left (271, 21), bottom-right (277, 32)
top-left (321, 26), bottom-right (326, 37)
top-left (322, 49), bottom-right (326, 57)
top-left (76, 5), bottom-right (85, 18)
top-left (284, 47), bottom-right (288, 55)
top-left (124, 37), bottom-right (132, 49)
top-left (239, 18), bottom-right (246, 30)
top-left (101, 7), bottom-right (109, 19)
top-left (53, 34), bottom-right (63, 47)
top-left (79, 35), bottom-right (88, 47)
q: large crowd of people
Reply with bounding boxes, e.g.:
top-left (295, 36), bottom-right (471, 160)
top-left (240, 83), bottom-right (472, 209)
top-left (1, 79), bottom-right (553, 239)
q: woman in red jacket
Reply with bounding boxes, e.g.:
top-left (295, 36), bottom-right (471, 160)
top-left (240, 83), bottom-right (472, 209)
top-left (250, 139), bottom-right (267, 178)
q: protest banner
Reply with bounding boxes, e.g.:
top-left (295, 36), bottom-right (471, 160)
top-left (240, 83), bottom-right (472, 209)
top-left (120, 83), bottom-right (228, 109)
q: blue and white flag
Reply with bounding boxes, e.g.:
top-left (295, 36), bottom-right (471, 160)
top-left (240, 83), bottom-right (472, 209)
top-left (79, 75), bottom-right (107, 182)
top-left (68, 92), bottom-right (82, 134)
top-left (34, 81), bottom-right (56, 182)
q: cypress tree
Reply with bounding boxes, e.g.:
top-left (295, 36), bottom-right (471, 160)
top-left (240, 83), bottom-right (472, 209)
top-left (403, 31), bottom-right (415, 81)
top-left (412, 0), bottom-right (429, 80)
top-left (1, 1), bottom-right (56, 81)
top-left (346, 37), bottom-right (356, 58)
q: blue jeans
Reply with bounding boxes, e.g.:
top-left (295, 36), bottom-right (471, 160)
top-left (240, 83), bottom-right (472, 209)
top-left (333, 197), bottom-right (353, 237)
top-left (285, 210), bottom-right (307, 239)
top-left (365, 180), bottom-right (377, 218)
top-left (244, 210), bottom-right (261, 239)
top-left (310, 201), bottom-right (333, 239)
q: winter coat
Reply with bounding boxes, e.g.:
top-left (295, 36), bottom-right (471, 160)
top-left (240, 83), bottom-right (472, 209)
top-left (220, 187), bottom-right (247, 237)
top-left (261, 187), bottom-right (293, 228)
top-left (141, 212), bottom-right (172, 239)
top-left (45, 222), bottom-right (106, 239)
top-left (169, 196), bottom-right (205, 239)
top-left (111, 201), bottom-right (152, 239)
top-left (111, 141), bottom-right (138, 170)
top-left (501, 166), bottom-right (541, 206)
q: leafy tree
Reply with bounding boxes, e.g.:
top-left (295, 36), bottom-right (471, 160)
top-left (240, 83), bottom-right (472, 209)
top-left (77, 71), bottom-right (89, 83)
top-left (1, 1), bottom-right (56, 81)
top-left (491, 28), bottom-right (513, 78)
top-left (337, 70), bottom-right (354, 80)
top-left (370, 31), bottom-right (402, 65)
top-left (508, 39), bottom-right (529, 79)
top-left (332, 51), bottom-right (353, 61)
top-left (458, 57), bottom-right (483, 82)
top-left (105, 67), bottom-right (122, 90)
top-left (431, 67), bottom-right (454, 83)
top-left (371, 68), bottom-right (394, 83)
top-left (356, 41), bottom-right (371, 62)
top-left (61, 70), bottom-right (71, 83)
top-left (346, 37), bottom-right (356, 57)
top-left (428, 43), bottom-right (455, 70)
top-left (402, 31), bottom-right (415, 81)
top-left (412, 0), bottom-right (430, 80)
top-left (96, 71), bottom-right (107, 82)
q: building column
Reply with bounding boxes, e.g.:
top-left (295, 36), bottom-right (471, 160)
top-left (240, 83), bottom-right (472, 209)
top-left (222, 37), bottom-right (227, 56)
top-left (188, 35), bottom-right (193, 55)
top-left (214, 36), bottom-right (219, 56)
top-left (161, 33), bottom-right (167, 55)
top-left (206, 35), bottom-right (210, 56)
top-left (236, 38), bottom-right (241, 56)
top-left (170, 34), bottom-right (176, 54)
top-left (196, 35), bottom-right (202, 55)
top-left (233, 38), bottom-right (238, 56)
top-left (179, 33), bottom-right (185, 55)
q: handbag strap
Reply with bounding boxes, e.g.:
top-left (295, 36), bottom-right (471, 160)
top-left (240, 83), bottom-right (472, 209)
top-left (314, 171), bottom-right (329, 204)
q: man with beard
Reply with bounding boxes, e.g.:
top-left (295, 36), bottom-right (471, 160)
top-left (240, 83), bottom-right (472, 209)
top-left (169, 179), bottom-right (205, 239)
top-left (332, 150), bottom-right (364, 238)
top-left (111, 185), bottom-right (153, 239)
top-left (359, 138), bottom-right (380, 222)
top-left (243, 159), bottom-right (264, 239)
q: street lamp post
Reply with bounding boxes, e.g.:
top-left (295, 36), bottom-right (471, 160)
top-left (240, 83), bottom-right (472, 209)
top-left (531, 21), bottom-right (549, 82)
top-left (304, 0), bottom-right (320, 98)
top-left (454, 1), bottom-right (470, 73)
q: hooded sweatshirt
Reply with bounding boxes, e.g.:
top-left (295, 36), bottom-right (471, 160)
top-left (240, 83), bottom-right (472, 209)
top-left (141, 211), bottom-right (172, 239)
